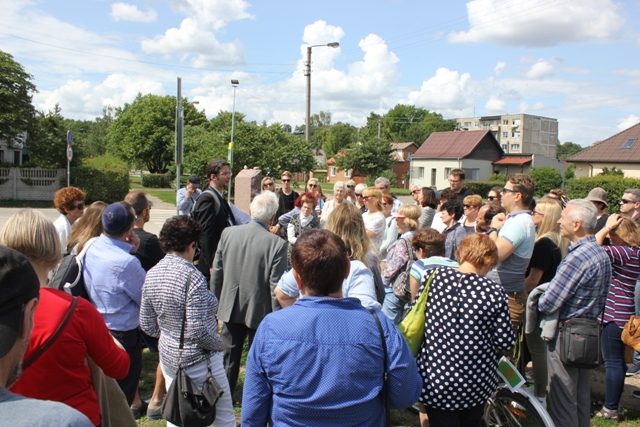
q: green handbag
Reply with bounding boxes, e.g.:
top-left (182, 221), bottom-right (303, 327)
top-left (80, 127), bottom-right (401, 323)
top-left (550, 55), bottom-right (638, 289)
top-left (398, 269), bottom-right (438, 356)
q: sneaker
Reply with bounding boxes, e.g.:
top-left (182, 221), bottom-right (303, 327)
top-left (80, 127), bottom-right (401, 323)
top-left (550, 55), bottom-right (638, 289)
top-left (633, 390), bottom-right (640, 400)
top-left (627, 363), bottom-right (640, 376)
top-left (146, 403), bottom-right (163, 420)
top-left (130, 400), bottom-right (148, 419)
top-left (596, 406), bottom-right (619, 421)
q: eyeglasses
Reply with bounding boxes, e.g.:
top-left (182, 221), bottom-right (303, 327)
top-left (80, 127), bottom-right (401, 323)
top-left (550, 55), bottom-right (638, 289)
top-left (411, 190), bottom-right (420, 195)
top-left (501, 188), bottom-right (518, 194)
top-left (355, 193), bottom-right (363, 197)
top-left (532, 210), bottom-right (544, 216)
top-left (72, 202), bottom-right (85, 210)
top-left (264, 182), bottom-right (274, 187)
top-left (620, 199), bottom-right (634, 205)
top-left (281, 179), bottom-right (291, 182)
top-left (487, 196), bottom-right (497, 201)
top-left (347, 185), bottom-right (355, 189)
top-left (362, 196), bottom-right (371, 201)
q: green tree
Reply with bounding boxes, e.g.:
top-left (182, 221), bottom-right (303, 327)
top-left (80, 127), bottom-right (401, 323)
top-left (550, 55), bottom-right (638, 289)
top-left (529, 166), bottom-right (563, 197)
top-left (26, 105), bottom-right (67, 168)
top-left (557, 141), bottom-right (583, 160)
top-left (107, 94), bottom-right (206, 173)
top-left (359, 105), bottom-right (455, 144)
top-left (337, 138), bottom-right (392, 177)
top-left (0, 50), bottom-right (36, 142)
top-left (599, 166), bottom-right (624, 176)
top-left (322, 122), bottom-right (357, 157)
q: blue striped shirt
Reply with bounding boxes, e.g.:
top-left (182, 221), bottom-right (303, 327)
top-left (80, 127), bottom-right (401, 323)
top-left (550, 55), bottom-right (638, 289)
top-left (538, 235), bottom-right (612, 321)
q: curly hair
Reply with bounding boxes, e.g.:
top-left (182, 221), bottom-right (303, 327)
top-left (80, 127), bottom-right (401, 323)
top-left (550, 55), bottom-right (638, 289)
top-left (159, 216), bottom-right (202, 253)
top-left (53, 186), bottom-right (86, 214)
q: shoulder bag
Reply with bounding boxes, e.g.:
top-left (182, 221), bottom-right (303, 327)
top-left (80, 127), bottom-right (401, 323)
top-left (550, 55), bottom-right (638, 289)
top-left (557, 315), bottom-right (602, 369)
top-left (621, 315), bottom-right (640, 351)
top-left (391, 237), bottom-right (414, 303)
top-left (162, 273), bottom-right (224, 427)
top-left (398, 269), bottom-right (438, 356)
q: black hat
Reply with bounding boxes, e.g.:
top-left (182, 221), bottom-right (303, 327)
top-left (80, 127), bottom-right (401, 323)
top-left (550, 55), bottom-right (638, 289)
top-left (0, 246), bottom-right (39, 358)
top-left (102, 202), bottom-right (135, 236)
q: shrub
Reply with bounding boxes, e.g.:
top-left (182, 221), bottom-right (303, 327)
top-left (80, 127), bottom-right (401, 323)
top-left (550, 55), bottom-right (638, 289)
top-left (142, 173), bottom-right (173, 188)
top-left (565, 176), bottom-right (640, 213)
top-left (529, 167), bottom-right (563, 197)
top-left (71, 155), bottom-right (129, 203)
top-left (465, 179), bottom-right (506, 197)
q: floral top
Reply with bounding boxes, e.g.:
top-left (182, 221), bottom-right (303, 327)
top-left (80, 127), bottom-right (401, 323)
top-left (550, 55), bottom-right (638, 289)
top-left (417, 267), bottom-right (515, 410)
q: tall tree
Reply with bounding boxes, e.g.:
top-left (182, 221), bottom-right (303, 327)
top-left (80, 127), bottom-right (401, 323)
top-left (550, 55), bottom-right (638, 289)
top-left (336, 138), bottom-right (392, 177)
top-left (557, 141), bottom-right (583, 160)
top-left (322, 122), bottom-right (357, 157)
top-left (0, 50), bottom-right (36, 142)
top-left (27, 105), bottom-right (67, 168)
top-left (107, 94), bottom-right (206, 173)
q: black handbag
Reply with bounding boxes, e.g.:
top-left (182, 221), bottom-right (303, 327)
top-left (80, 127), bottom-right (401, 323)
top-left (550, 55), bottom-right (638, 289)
top-left (557, 317), bottom-right (602, 369)
top-left (162, 273), bottom-right (224, 427)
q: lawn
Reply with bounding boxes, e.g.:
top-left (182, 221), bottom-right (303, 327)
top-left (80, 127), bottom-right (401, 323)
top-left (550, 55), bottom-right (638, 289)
top-left (130, 175), bottom-right (176, 205)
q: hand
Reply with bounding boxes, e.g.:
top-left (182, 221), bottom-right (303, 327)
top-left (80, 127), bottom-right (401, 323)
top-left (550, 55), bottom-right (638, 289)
top-left (490, 212), bottom-right (506, 230)
top-left (127, 231), bottom-right (141, 253)
top-left (269, 225), bottom-right (280, 234)
top-left (605, 213), bottom-right (623, 231)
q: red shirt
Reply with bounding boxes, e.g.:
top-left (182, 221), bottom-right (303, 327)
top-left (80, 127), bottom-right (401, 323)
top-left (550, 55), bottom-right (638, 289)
top-left (11, 288), bottom-right (130, 426)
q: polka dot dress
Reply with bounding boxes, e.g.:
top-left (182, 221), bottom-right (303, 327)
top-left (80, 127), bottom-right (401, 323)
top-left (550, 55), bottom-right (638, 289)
top-left (417, 267), bottom-right (515, 410)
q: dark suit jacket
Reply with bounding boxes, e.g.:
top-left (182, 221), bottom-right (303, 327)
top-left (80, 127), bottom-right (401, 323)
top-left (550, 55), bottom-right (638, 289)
top-left (192, 187), bottom-right (235, 279)
top-left (211, 221), bottom-right (288, 329)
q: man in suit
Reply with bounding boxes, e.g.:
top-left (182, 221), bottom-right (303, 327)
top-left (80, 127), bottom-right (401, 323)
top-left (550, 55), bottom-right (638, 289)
top-left (211, 191), bottom-right (288, 396)
top-left (192, 160), bottom-right (236, 281)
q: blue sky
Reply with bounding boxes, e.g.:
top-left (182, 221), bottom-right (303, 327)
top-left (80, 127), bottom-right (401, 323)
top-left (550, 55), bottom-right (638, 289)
top-left (1, 0), bottom-right (639, 147)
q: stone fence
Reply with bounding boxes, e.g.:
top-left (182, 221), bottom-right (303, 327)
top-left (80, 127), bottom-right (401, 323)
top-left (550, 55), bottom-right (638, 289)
top-left (0, 168), bottom-right (64, 201)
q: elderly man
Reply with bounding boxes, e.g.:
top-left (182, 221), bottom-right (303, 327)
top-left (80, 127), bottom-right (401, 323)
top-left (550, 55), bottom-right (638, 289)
top-left (211, 191), bottom-right (288, 396)
top-left (374, 176), bottom-right (401, 213)
top-left (320, 181), bottom-right (351, 224)
top-left (84, 201), bottom-right (146, 405)
top-left (538, 199), bottom-right (612, 427)
top-left (487, 174), bottom-right (536, 332)
top-left (0, 247), bottom-right (93, 426)
top-left (242, 229), bottom-right (421, 426)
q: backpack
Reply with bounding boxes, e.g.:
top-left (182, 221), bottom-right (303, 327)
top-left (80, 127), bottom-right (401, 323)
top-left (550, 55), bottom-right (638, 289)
top-left (391, 237), bottom-right (414, 303)
top-left (49, 238), bottom-right (95, 301)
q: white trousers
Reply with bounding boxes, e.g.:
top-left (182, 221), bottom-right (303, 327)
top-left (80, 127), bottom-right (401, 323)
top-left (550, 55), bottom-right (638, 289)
top-left (161, 351), bottom-right (236, 427)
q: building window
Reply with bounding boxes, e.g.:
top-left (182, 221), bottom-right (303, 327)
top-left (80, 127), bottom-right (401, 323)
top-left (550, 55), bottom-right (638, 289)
top-left (502, 131), bottom-right (509, 138)
top-left (503, 119), bottom-right (509, 125)
top-left (329, 166), bottom-right (337, 177)
top-left (502, 144), bottom-right (508, 151)
top-left (0, 150), bottom-right (4, 163)
top-left (417, 167), bottom-right (424, 179)
top-left (444, 167), bottom-right (452, 179)
top-left (430, 168), bottom-right (436, 186)
top-left (510, 144), bottom-right (520, 151)
top-left (464, 122), bottom-right (471, 129)
top-left (463, 168), bottom-right (479, 180)
top-left (512, 130), bottom-right (520, 139)
top-left (344, 169), bottom-right (351, 178)
top-left (13, 150), bottom-right (20, 165)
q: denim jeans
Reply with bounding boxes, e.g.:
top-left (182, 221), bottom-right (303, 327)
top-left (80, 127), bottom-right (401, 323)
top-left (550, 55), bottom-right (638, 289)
top-left (161, 352), bottom-right (236, 427)
top-left (381, 291), bottom-right (406, 324)
top-left (601, 321), bottom-right (626, 410)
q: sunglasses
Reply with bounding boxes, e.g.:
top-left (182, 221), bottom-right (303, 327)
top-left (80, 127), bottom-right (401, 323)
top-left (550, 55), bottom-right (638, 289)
top-left (308, 184), bottom-right (318, 188)
top-left (411, 190), bottom-right (420, 195)
top-left (264, 182), bottom-right (274, 187)
top-left (355, 193), bottom-right (363, 197)
top-left (501, 188), bottom-right (518, 194)
top-left (72, 202), bottom-right (85, 210)
top-left (347, 185), bottom-right (355, 189)
top-left (281, 179), bottom-right (291, 182)
top-left (463, 204), bottom-right (476, 209)
top-left (620, 199), bottom-right (634, 205)
top-left (362, 196), bottom-right (371, 201)
top-left (487, 196), bottom-right (497, 201)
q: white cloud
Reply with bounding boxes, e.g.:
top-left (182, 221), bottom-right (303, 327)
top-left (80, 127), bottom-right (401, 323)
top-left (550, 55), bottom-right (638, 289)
top-left (34, 74), bottom-right (165, 119)
top-left (494, 61), bottom-right (506, 75)
top-left (110, 2), bottom-right (157, 23)
top-left (526, 59), bottom-right (554, 79)
top-left (485, 96), bottom-right (506, 113)
top-left (172, 0), bottom-right (253, 31)
top-left (406, 68), bottom-right (472, 115)
top-left (449, 0), bottom-right (623, 47)
top-left (618, 114), bottom-right (640, 131)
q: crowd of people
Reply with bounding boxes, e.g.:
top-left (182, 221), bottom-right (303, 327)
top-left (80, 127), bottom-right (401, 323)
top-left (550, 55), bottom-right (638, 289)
top-left (1, 159), bottom-right (640, 427)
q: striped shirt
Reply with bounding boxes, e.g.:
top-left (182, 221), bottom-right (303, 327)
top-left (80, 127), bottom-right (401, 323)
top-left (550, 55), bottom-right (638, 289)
top-left (538, 236), bottom-right (612, 321)
top-left (140, 254), bottom-right (223, 373)
top-left (603, 245), bottom-right (640, 327)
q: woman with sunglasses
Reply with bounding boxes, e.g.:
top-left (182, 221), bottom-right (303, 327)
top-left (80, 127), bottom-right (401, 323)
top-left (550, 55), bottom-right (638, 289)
top-left (53, 186), bottom-right (86, 254)
top-left (461, 194), bottom-right (482, 233)
top-left (487, 186), bottom-right (502, 207)
top-left (306, 178), bottom-right (325, 215)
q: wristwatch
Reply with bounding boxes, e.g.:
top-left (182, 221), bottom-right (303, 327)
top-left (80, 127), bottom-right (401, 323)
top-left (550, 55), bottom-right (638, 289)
top-left (486, 227), bottom-right (498, 235)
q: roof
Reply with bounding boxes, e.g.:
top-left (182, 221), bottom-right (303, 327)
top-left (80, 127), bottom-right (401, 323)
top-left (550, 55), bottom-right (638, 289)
top-left (493, 155), bottom-right (532, 166)
top-left (390, 142), bottom-right (417, 150)
top-left (568, 122), bottom-right (640, 163)
top-left (413, 130), bottom-right (496, 159)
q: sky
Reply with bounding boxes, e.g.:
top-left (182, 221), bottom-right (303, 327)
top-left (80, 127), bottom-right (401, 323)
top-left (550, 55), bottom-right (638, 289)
top-left (1, 0), bottom-right (639, 147)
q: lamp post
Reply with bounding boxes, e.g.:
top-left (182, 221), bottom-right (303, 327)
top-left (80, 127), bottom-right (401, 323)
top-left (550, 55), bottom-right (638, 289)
top-left (228, 79), bottom-right (239, 202)
top-left (305, 42), bottom-right (339, 145)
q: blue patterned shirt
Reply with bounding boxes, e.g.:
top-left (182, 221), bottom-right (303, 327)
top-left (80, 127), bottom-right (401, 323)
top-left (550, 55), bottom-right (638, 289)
top-left (241, 297), bottom-right (421, 426)
top-left (538, 235), bottom-right (612, 321)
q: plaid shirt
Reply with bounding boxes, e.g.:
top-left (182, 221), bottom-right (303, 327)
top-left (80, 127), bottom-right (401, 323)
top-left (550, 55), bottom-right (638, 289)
top-left (538, 235), bottom-right (612, 321)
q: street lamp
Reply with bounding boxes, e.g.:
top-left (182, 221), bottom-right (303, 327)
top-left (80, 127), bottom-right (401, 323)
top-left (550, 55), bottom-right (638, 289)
top-left (228, 79), bottom-right (239, 202)
top-left (305, 42), bottom-right (339, 145)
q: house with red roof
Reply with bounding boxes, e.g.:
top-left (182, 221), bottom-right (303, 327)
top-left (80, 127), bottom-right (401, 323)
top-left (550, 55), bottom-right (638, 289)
top-left (566, 123), bottom-right (640, 178)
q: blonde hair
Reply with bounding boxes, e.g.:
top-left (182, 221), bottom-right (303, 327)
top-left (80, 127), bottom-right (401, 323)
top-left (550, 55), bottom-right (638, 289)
top-left (613, 217), bottom-right (640, 247)
top-left (67, 201), bottom-right (108, 253)
top-left (325, 203), bottom-right (370, 266)
top-left (534, 197), bottom-right (569, 257)
top-left (0, 209), bottom-right (61, 272)
top-left (362, 187), bottom-right (383, 211)
top-left (463, 194), bottom-right (482, 208)
top-left (397, 204), bottom-right (421, 231)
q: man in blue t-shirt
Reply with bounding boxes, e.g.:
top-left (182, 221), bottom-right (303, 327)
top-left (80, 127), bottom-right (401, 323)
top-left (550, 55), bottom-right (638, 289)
top-left (486, 173), bottom-right (536, 331)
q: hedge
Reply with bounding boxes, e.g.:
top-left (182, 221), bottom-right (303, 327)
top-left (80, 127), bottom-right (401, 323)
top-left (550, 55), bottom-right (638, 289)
top-left (141, 173), bottom-right (173, 188)
top-left (565, 176), bottom-right (640, 213)
top-left (71, 155), bottom-right (129, 203)
top-left (464, 180), bottom-right (506, 197)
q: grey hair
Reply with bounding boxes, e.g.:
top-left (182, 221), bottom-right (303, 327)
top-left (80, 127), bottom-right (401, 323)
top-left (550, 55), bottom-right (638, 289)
top-left (624, 189), bottom-right (640, 202)
top-left (251, 191), bottom-right (279, 223)
top-left (334, 181), bottom-right (346, 190)
top-left (374, 177), bottom-right (390, 188)
top-left (566, 199), bottom-right (597, 233)
top-left (354, 183), bottom-right (367, 193)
